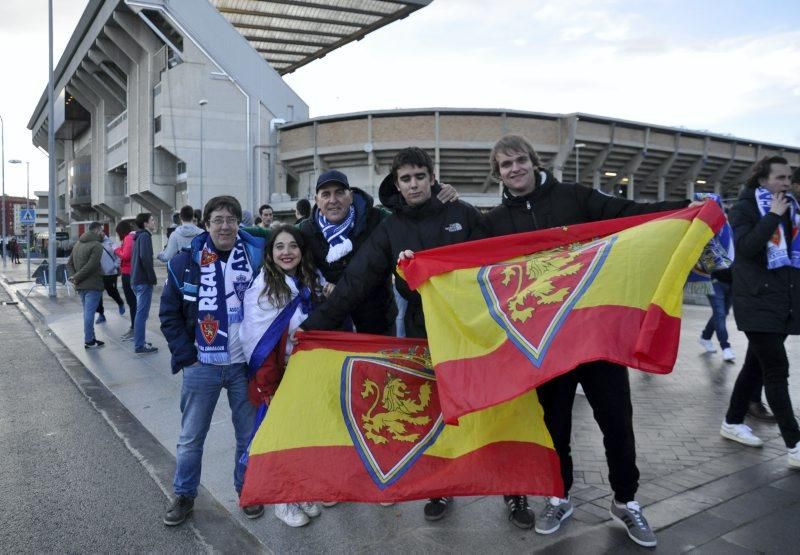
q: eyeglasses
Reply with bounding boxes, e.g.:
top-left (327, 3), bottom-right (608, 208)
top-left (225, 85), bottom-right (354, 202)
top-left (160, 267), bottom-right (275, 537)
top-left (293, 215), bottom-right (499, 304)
top-left (209, 217), bottom-right (239, 226)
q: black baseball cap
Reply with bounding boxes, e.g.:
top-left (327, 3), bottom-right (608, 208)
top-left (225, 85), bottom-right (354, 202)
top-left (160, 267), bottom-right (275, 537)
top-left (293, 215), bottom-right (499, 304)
top-left (316, 169), bottom-right (350, 192)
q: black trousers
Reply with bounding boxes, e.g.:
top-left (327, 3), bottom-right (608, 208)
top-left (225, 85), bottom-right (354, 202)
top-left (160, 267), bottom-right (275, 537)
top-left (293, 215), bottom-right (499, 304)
top-left (537, 361), bottom-right (639, 502)
top-left (725, 332), bottom-right (800, 448)
top-left (97, 275), bottom-right (125, 315)
top-left (120, 273), bottom-right (137, 328)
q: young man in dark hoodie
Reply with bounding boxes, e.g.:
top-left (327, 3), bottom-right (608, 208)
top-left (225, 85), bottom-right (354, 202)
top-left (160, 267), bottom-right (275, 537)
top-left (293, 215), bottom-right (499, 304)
top-left (300, 148), bottom-right (499, 524)
top-left (132, 212), bottom-right (158, 354)
top-left (482, 135), bottom-right (691, 547)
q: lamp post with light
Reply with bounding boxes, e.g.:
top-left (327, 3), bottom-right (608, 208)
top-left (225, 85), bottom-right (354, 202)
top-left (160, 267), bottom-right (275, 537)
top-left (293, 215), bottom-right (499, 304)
top-left (8, 159), bottom-right (31, 279)
top-left (0, 114), bottom-right (6, 269)
top-left (198, 99), bottom-right (208, 208)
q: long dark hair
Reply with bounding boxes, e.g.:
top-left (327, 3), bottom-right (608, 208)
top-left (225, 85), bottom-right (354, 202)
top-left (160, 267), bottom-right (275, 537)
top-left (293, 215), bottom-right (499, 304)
top-left (260, 225), bottom-right (321, 307)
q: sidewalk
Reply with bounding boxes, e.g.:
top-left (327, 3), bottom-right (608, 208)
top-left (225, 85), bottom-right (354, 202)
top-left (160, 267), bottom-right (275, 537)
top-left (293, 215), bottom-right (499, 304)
top-left (3, 259), bottom-right (800, 553)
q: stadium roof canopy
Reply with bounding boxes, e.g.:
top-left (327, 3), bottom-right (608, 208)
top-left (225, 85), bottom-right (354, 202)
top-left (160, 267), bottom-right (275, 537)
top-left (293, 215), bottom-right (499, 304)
top-left (208, 0), bottom-right (431, 75)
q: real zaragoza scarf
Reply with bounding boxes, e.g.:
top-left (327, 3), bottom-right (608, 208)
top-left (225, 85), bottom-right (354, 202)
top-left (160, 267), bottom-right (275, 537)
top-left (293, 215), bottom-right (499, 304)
top-left (318, 205), bottom-right (356, 263)
top-left (195, 234), bottom-right (255, 365)
top-left (755, 187), bottom-right (800, 270)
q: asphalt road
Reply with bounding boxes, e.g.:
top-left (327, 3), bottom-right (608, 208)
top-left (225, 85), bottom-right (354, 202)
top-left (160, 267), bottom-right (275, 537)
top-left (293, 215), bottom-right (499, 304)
top-left (0, 286), bottom-right (235, 553)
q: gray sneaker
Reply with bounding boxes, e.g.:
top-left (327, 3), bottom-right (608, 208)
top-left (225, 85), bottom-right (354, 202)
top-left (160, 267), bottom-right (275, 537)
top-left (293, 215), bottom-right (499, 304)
top-left (120, 329), bottom-right (134, 341)
top-left (535, 496), bottom-right (573, 534)
top-left (609, 500), bottom-right (656, 547)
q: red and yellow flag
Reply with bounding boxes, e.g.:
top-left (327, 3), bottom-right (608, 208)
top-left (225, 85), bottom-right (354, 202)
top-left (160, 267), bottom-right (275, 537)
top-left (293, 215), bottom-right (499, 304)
top-left (399, 203), bottom-right (725, 424)
top-left (239, 331), bottom-right (562, 505)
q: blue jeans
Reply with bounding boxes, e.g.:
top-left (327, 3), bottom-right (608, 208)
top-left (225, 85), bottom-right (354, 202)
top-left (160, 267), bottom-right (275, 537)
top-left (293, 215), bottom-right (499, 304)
top-left (133, 284), bottom-right (153, 350)
top-left (173, 362), bottom-right (254, 498)
top-left (79, 289), bottom-right (102, 344)
top-left (702, 281), bottom-right (732, 349)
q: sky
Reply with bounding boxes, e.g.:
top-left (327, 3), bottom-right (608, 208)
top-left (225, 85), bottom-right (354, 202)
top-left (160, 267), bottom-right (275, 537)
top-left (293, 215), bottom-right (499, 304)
top-left (1, 0), bottom-right (798, 199)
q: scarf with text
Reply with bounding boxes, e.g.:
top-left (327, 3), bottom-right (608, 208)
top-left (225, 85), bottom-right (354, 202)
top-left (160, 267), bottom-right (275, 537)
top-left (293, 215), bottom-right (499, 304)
top-left (755, 187), bottom-right (800, 270)
top-left (317, 205), bottom-right (356, 263)
top-left (195, 234), bottom-right (255, 364)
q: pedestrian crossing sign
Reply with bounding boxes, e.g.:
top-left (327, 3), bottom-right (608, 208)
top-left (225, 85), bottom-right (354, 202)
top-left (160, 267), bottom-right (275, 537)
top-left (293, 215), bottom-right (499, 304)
top-left (20, 208), bottom-right (36, 225)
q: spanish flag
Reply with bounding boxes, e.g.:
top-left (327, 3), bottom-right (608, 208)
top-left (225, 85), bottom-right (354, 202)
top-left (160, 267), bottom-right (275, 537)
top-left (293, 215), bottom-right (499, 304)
top-left (400, 203), bottom-right (725, 424)
top-left (239, 331), bottom-right (562, 505)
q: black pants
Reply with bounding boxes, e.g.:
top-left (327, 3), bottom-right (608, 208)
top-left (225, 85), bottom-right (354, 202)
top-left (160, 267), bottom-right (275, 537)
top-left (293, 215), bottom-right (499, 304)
top-left (120, 273), bottom-right (137, 328)
top-left (537, 361), bottom-right (639, 502)
top-left (97, 275), bottom-right (125, 315)
top-left (725, 332), bottom-right (800, 448)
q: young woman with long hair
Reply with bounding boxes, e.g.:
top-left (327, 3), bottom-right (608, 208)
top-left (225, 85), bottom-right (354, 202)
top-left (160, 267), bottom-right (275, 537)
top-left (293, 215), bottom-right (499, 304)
top-left (240, 224), bottom-right (324, 527)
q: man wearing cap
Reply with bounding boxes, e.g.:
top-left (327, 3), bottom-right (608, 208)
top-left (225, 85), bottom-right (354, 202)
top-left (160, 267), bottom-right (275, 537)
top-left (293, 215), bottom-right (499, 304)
top-left (299, 168), bottom-right (458, 335)
top-left (300, 148), bottom-right (488, 524)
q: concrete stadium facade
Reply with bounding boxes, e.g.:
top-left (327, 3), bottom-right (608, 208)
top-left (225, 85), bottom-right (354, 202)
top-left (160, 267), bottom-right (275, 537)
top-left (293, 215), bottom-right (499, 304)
top-left (276, 109), bottom-right (800, 209)
top-left (28, 0), bottom-right (800, 244)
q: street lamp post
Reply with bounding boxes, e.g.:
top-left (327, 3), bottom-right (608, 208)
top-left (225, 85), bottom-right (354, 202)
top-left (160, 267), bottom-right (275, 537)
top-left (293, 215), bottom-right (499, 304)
top-left (198, 99), bottom-right (208, 208)
top-left (9, 159), bottom-right (31, 279)
top-left (574, 143), bottom-right (586, 184)
top-left (0, 114), bottom-right (6, 269)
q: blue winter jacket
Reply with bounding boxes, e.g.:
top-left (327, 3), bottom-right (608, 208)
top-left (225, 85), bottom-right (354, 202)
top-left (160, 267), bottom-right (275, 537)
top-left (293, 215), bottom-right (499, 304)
top-left (159, 230), bottom-right (265, 374)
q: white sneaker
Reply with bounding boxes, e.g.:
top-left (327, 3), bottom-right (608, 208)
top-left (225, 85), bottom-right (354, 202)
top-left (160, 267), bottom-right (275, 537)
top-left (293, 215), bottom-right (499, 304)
top-left (321, 501), bottom-right (338, 507)
top-left (720, 421), bottom-right (763, 447)
top-left (274, 503), bottom-right (310, 527)
top-left (699, 337), bottom-right (717, 353)
top-left (789, 445), bottom-right (800, 469)
top-left (380, 502), bottom-right (395, 507)
top-left (298, 501), bottom-right (321, 518)
top-left (722, 347), bottom-right (736, 362)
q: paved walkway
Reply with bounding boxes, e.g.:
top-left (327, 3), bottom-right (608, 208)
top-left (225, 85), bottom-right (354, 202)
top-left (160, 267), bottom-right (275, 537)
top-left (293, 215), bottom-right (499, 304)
top-left (3, 259), bottom-right (800, 553)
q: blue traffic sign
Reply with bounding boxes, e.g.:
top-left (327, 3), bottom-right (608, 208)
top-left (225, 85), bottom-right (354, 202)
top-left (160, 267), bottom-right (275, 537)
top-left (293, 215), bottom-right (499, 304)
top-left (20, 208), bottom-right (36, 225)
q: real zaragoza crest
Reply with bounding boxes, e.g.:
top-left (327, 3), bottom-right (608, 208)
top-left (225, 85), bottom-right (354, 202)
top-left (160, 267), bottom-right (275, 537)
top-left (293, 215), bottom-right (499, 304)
top-left (341, 346), bottom-right (444, 488)
top-left (478, 237), bottom-right (615, 366)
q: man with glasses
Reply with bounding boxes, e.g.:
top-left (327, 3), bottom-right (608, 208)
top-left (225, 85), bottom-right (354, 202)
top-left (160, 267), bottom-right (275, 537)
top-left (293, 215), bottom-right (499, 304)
top-left (159, 195), bottom-right (266, 526)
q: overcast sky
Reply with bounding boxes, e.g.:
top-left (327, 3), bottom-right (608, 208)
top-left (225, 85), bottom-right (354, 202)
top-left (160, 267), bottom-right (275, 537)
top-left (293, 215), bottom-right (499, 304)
top-left (1, 0), bottom-right (798, 198)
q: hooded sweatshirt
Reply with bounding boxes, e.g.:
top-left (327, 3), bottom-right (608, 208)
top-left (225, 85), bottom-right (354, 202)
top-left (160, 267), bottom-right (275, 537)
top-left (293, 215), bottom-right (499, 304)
top-left (67, 230), bottom-right (104, 290)
top-left (157, 222), bottom-right (204, 262)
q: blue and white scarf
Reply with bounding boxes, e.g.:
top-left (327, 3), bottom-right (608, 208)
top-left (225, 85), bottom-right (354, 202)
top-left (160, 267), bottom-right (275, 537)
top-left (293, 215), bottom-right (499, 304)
top-left (755, 187), bottom-right (800, 270)
top-left (317, 205), bottom-right (356, 263)
top-left (195, 235), bottom-right (255, 365)
top-left (686, 193), bottom-right (734, 295)
top-left (246, 277), bottom-right (313, 377)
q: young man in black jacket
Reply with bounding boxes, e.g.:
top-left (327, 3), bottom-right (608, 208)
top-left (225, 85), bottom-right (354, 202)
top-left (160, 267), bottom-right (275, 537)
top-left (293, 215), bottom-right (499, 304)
top-left (131, 212), bottom-right (159, 354)
top-left (300, 148), bottom-right (497, 523)
top-left (482, 135), bottom-right (690, 547)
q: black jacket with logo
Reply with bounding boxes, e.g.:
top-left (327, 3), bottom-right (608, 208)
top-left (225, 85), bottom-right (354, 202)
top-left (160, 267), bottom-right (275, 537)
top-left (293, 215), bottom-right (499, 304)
top-left (481, 169), bottom-right (688, 236)
top-left (730, 187), bottom-right (800, 334)
top-left (298, 187), bottom-right (395, 334)
top-left (302, 175), bottom-right (483, 338)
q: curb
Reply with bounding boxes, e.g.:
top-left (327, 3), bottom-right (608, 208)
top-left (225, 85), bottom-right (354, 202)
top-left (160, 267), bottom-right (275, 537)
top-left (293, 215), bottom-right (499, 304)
top-left (1, 277), bottom-right (267, 553)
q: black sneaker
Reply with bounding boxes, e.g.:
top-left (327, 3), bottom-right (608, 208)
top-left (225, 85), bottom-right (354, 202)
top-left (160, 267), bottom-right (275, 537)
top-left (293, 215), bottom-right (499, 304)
top-left (504, 495), bottom-right (535, 529)
top-left (135, 343), bottom-right (159, 354)
top-left (242, 504), bottom-right (265, 519)
top-left (423, 497), bottom-right (453, 521)
top-left (748, 401), bottom-right (777, 423)
top-left (84, 339), bottom-right (105, 349)
top-left (163, 495), bottom-right (194, 526)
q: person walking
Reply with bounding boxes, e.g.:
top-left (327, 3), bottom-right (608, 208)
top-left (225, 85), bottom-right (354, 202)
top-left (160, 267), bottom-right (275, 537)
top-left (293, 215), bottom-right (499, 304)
top-left (66, 222), bottom-right (105, 349)
top-left (131, 213), bottom-right (158, 354)
top-left (157, 205), bottom-right (202, 262)
top-left (114, 221), bottom-right (137, 340)
top-left (720, 156), bottom-right (800, 469)
top-left (95, 229), bottom-right (126, 323)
